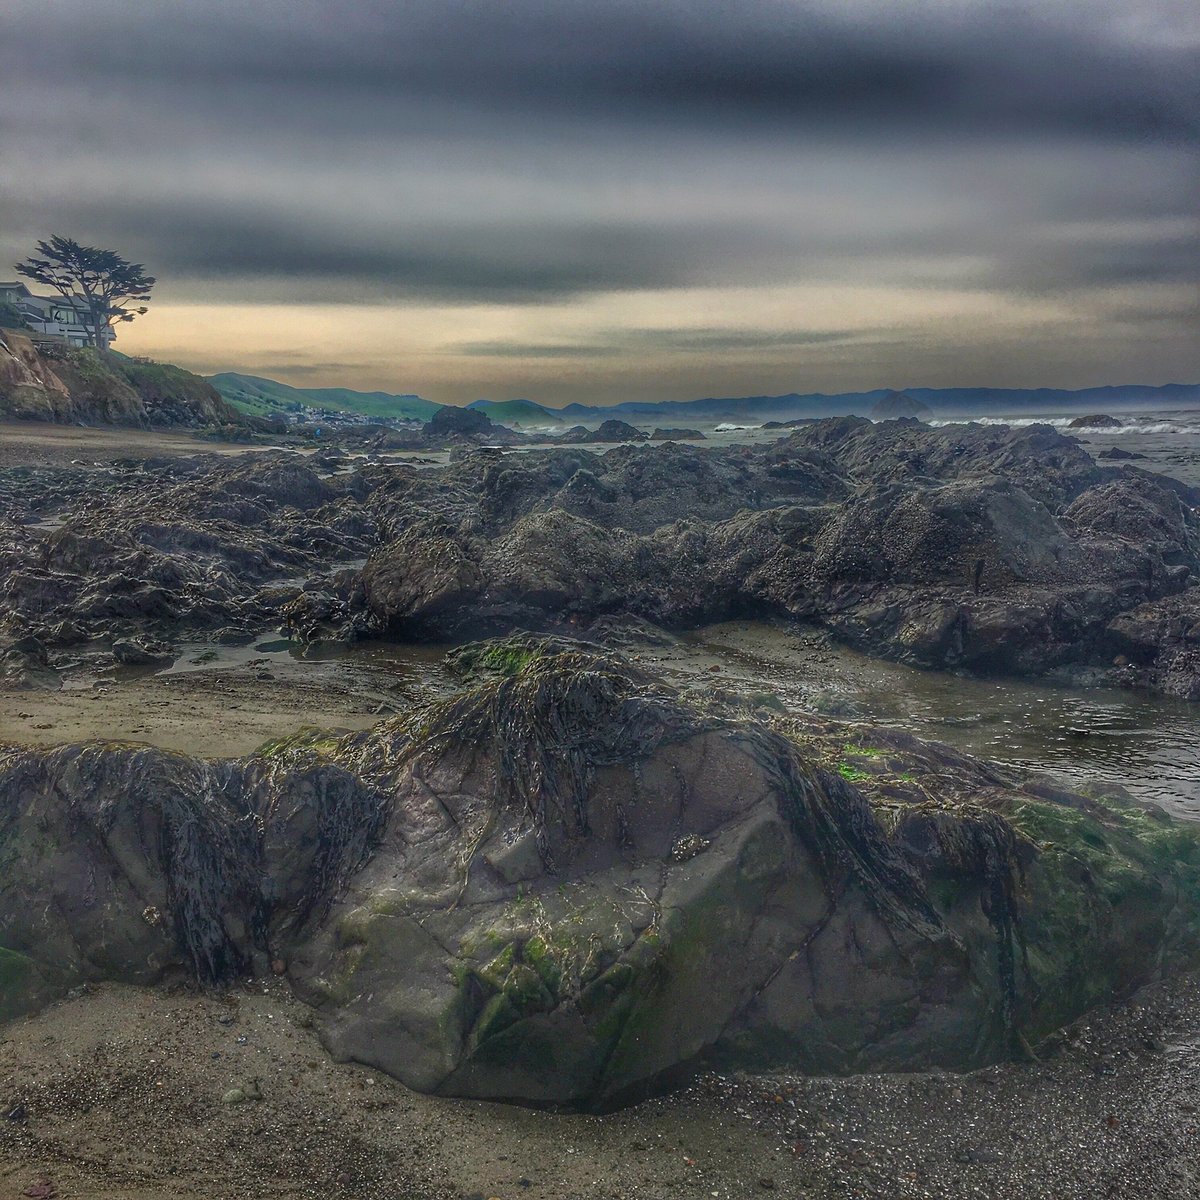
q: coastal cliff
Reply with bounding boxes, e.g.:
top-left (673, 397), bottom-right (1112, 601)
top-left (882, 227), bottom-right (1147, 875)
top-left (0, 329), bottom-right (245, 429)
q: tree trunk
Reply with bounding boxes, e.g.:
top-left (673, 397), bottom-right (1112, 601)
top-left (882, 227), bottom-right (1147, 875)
top-left (89, 304), bottom-right (106, 353)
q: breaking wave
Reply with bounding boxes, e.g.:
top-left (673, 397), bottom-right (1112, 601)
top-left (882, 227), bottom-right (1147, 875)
top-left (928, 416), bottom-right (1200, 436)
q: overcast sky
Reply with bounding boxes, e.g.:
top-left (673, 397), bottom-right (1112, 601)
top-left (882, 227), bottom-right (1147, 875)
top-left (2, 0), bottom-right (1197, 405)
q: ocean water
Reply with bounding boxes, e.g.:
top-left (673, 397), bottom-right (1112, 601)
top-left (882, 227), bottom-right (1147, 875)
top-left (664, 622), bottom-right (1200, 824)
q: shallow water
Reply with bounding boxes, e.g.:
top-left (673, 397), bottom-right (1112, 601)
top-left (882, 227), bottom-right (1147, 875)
top-left (665, 622), bottom-right (1200, 822)
top-left (33, 616), bottom-right (1200, 820)
top-left (139, 623), bottom-right (1200, 822)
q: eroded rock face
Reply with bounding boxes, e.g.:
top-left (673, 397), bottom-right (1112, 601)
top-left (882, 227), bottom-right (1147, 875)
top-left (0, 331), bottom-right (73, 421)
top-left (1, 644), bottom-right (1197, 1107)
top-left (0, 333), bottom-right (242, 428)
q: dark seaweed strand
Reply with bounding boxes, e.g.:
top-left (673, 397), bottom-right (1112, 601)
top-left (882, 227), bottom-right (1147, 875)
top-left (406, 651), bottom-right (707, 867)
top-left (260, 759), bottom-right (393, 940)
top-left (928, 808), bottom-right (1033, 1044)
top-left (760, 737), bottom-right (947, 938)
top-left (149, 759), bottom-right (263, 984)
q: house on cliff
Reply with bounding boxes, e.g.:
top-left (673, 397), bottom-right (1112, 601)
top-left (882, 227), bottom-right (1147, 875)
top-left (0, 280), bottom-right (115, 350)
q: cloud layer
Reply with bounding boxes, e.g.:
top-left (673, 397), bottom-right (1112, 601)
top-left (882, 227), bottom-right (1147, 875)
top-left (2, 0), bottom-right (1196, 401)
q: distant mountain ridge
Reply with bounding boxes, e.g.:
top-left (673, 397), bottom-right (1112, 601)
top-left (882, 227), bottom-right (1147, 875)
top-left (559, 383), bottom-right (1200, 422)
top-left (208, 370), bottom-right (1200, 427)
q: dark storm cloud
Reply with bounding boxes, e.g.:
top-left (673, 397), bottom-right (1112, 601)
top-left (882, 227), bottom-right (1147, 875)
top-left (5, 174), bottom-right (1194, 308)
top-left (1, 0), bottom-right (1196, 396)
top-left (1005, 229), bottom-right (1200, 294)
top-left (0, 190), bottom-right (791, 302)
top-left (4, 1), bottom-right (1198, 142)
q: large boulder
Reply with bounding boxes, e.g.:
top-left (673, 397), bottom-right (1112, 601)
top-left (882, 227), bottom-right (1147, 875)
top-left (3, 644), bottom-right (1197, 1108)
top-left (428, 405), bottom-right (495, 438)
top-left (361, 516), bottom-right (486, 635)
top-left (358, 504), bottom-right (821, 639)
top-left (1062, 474), bottom-right (1199, 572)
top-left (650, 427), bottom-right (706, 441)
top-left (1105, 589), bottom-right (1200, 699)
top-left (810, 477), bottom-right (1085, 592)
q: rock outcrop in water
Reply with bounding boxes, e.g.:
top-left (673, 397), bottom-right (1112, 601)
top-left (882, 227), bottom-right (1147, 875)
top-left (868, 391), bottom-right (932, 421)
top-left (1068, 414), bottom-right (1122, 430)
top-left (1, 641), bottom-right (1198, 1105)
top-left (650, 426), bottom-right (706, 441)
top-left (559, 419), bottom-right (648, 444)
top-left (2, 416), bottom-right (1200, 697)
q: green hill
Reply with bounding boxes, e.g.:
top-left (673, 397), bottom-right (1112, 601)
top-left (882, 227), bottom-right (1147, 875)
top-left (209, 372), bottom-right (443, 422)
top-left (466, 398), bottom-right (562, 426)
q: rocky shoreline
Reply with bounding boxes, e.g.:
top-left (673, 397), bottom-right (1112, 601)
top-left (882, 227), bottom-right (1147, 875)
top-left (2, 636), bottom-right (1198, 1110)
top-left (2, 415), bottom-right (1199, 698)
top-left (2, 416), bottom-right (1200, 1192)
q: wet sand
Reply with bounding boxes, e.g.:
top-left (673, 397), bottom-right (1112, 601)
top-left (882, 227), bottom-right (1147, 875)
top-left (0, 637), bottom-right (450, 758)
top-left (0, 668), bottom-right (381, 758)
top-left (2, 970), bottom-right (1198, 1199)
top-left (0, 420), bottom-right (301, 470)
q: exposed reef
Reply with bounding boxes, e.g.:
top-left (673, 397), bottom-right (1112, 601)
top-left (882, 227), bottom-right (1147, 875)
top-left (1, 640), bottom-right (1197, 1107)
top-left (3, 416), bottom-right (1200, 698)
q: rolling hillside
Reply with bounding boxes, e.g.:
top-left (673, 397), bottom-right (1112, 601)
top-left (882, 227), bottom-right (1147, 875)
top-left (466, 399), bottom-right (563, 425)
top-left (209, 373), bottom-right (442, 422)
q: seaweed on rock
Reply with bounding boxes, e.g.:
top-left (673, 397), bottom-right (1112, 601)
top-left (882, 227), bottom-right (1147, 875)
top-left (2, 640), bottom-right (1199, 1106)
top-left (0, 741), bottom-right (391, 991)
top-left (767, 751), bottom-right (946, 938)
top-left (889, 805), bottom-right (1033, 1043)
top-left (255, 756), bottom-right (393, 943)
top-left (409, 646), bottom-right (696, 867)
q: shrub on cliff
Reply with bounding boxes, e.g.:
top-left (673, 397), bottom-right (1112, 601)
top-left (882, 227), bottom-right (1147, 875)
top-left (0, 300), bottom-right (31, 332)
